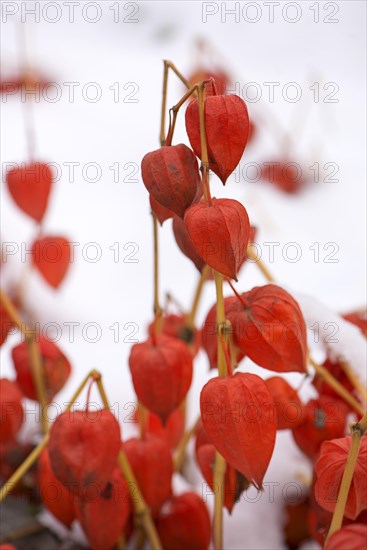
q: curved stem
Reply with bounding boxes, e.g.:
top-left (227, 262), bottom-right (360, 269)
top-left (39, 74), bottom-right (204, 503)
top-left (0, 435), bottom-right (49, 502)
top-left (163, 80), bottom-right (212, 203)
top-left (326, 411), bottom-right (367, 543)
top-left (309, 357), bottom-right (364, 416)
top-left (165, 84), bottom-right (198, 146)
top-left (0, 288), bottom-right (24, 333)
top-left (160, 60), bottom-right (191, 146)
top-left (85, 376), bottom-right (98, 411)
top-left (0, 369), bottom-right (96, 502)
top-left (160, 61), bottom-right (169, 146)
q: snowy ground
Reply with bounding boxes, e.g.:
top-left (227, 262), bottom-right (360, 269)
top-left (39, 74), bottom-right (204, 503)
top-left (1, 1), bottom-right (366, 548)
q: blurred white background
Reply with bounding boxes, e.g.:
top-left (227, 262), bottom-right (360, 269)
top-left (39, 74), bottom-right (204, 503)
top-left (1, 2), bottom-right (366, 548)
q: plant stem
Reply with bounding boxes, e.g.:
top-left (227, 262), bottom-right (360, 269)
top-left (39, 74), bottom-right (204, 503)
top-left (198, 82), bottom-right (211, 202)
top-left (246, 245), bottom-right (275, 283)
top-left (165, 83), bottom-right (198, 147)
top-left (213, 451), bottom-right (226, 550)
top-left (0, 369), bottom-right (95, 502)
top-left (152, 212), bottom-right (163, 336)
top-left (229, 255), bottom-right (365, 413)
top-left (0, 288), bottom-right (24, 332)
top-left (160, 60), bottom-right (190, 146)
top-left (214, 272), bottom-right (228, 378)
top-left (0, 522), bottom-right (46, 543)
top-left (27, 335), bottom-right (49, 433)
top-left (173, 416), bottom-right (201, 472)
top-left (95, 377), bottom-right (163, 550)
top-left (176, 263), bottom-right (207, 439)
top-left (138, 401), bottom-right (148, 439)
top-left (135, 526), bottom-right (146, 550)
top-left (340, 360), bottom-right (367, 403)
top-left (326, 411), bottom-right (367, 543)
top-left (309, 357), bottom-right (364, 416)
top-left (185, 264), bottom-right (210, 330)
top-left (117, 535), bottom-right (126, 550)
top-left (213, 271), bottom-right (228, 550)
top-left (163, 80), bottom-right (212, 202)
top-left (0, 435), bottom-right (49, 502)
top-left (0, 288), bottom-right (48, 433)
top-left (165, 292), bottom-right (185, 314)
top-left (117, 452), bottom-right (162, 550)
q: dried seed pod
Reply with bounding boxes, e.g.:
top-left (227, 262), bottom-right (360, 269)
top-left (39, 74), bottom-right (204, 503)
top-left (185, 94), bottom-right (249, 184)
top-left (129, 334), bottom-right (193, 424)
top-left (200, 372), bottom-right (276, 489)
top-left (142, 144), bottom-right (200, 218)
top-left (184, 198), bottom-right (250, 280)
top-left (48, 409), bottom-right (121, 495)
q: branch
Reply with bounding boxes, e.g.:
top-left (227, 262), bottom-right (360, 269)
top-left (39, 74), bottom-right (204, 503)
top-left (0, 370), bottom-right (95, 502)
top-left (326, 411), bottom-right (367, 543)
top-left (95, 377), bottom-right (163, 550)
top-left (0, 288), bottom-right (48, 433)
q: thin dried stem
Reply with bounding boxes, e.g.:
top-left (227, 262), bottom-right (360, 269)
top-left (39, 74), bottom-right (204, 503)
top-left (163, 80), bottom-right (212, 203)
top-left (117, 535), bottom-right (126, 550)
top-left (198, 82), bottom-right (211, 202)
top-left (160, 61), bottom-right (169, 146)
top-left (0, 435), bottom-right (49, 502)
top-left (326, 411), bottom-right (367, 543)
top-left (152, 212), bottom-right (163, 336)
top-left (0, 522), bottom-right (46, 543)
top-left (185, 264), bottom-right (210, 329)
top-left (0, 288), bottom-right (48, 433)
top-left (165, 84), bottom-right (198, 146)
top-left (96, 378), bottom-right (162, 550)
top-left (340, 360), bottom-right (367, 403)
top-left (0, 369), bottom-right (95, 502)
top-left (138, 402), bottom-right (148, 439)
top-left (246, 245), bottom-right (276, 283)
top-left (214, 272), bottom-right (228, 379)
top-left (135, 527), bottom-right (146, 550)
top-left (213, 271), bottom-right (228, 550)
top-left (309, 357), bottom-right (364, 416)
top-left (27, 335), bottom-right (49, 433)
top-left (173, 416), bottom-right (201, 472)
top-left (160, 60), bottom-right (191, 146)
